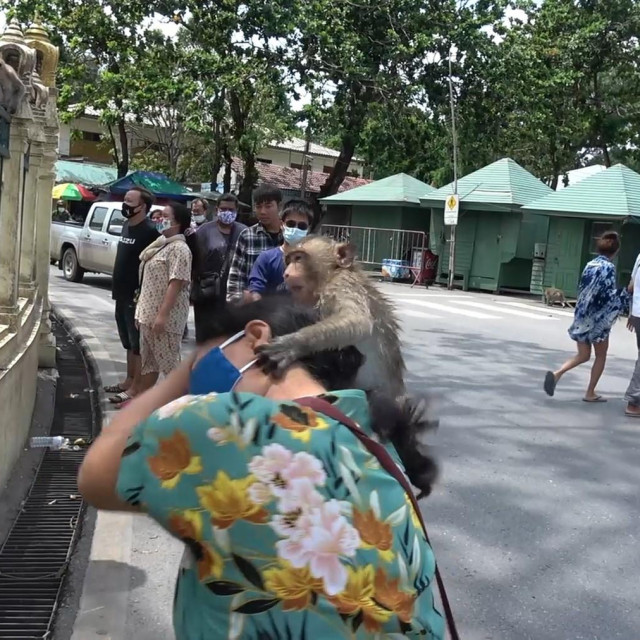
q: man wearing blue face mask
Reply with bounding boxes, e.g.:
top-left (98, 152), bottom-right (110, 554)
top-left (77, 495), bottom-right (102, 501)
top-left (190, 193), bottom-right (247, 342)
top-left (246, 199), bottom-right (313, 301)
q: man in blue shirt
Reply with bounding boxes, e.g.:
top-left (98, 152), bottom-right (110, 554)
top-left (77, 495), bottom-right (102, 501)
top-left (247, 199), bottom-right (313, 299)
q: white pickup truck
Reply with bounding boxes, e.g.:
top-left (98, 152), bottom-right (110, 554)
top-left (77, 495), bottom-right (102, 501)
top-left (50, 201), bottom-right (162, 282)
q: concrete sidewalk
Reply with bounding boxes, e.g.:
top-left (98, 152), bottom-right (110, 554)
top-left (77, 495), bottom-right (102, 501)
top-left (50, 269), bottom-right (188, 640)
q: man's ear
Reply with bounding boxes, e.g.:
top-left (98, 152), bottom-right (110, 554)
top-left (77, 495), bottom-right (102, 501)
top-left (245, 320), bottom-right (273, 349)
top-left (335, 242), bottom-right (357, 268)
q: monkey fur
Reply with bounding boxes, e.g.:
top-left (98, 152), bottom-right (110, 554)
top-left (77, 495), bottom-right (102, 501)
top-left (258, 235), bottom-right (406, 397)
top-left (544, 287), bottom-right (567, 308)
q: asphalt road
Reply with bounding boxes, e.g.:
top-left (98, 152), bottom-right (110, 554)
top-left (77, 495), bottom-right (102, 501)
top-left (49, 267), bottom-right (640, 640)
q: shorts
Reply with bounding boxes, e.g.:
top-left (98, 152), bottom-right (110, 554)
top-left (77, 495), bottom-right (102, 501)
top-left (140, 326), bottom-right (182, 376)
top-left (115, 298), bottom-right (140, 355)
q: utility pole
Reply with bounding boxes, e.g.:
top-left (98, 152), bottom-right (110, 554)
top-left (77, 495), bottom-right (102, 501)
top-left (447, 52), bottom-right (459, 290)
top-left (300, 124), bottom-right (312, 200)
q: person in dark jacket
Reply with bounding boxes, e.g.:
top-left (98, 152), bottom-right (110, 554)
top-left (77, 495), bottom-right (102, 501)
top-left (190, 193), bottom-right (246, 342)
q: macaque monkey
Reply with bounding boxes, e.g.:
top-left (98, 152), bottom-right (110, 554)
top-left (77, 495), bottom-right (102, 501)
top-left (258, 235), bottom-right (406, 397)
top-left (544, 287), bottom-right (567, 308)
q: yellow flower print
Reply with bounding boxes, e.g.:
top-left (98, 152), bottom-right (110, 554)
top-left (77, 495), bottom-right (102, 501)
top-left (272, 405), bottom-right (329, 443)
top-left (168, 510), bottom-right (203, 542)
top-left (263, 564), bottom-right (323, 611)
top-left (147, 431), bottom-right (202, 489)
top-left (197, 471), bottom-right (269, 530)
top-left (328, 565), bottom-right (393, 632)
top-left (374, 567), bottom-right (416, 623)
top-left (353, 509), bottom-right (395, 563)
top-left (196, 542), bottom-right (224, 581)
top-left (405, 494), bottom-right (423, 532)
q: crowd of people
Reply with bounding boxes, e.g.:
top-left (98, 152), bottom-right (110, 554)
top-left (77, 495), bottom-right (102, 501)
top-left (104, 184), bottom-right (313, 408)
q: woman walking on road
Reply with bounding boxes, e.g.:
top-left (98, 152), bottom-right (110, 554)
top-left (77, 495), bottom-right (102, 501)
top-left (131, 202), bottom-right (193, 402)
top-left (544, 232), bottom-right (629, 402)
top-left (78, 298), bottom-right (446, 640)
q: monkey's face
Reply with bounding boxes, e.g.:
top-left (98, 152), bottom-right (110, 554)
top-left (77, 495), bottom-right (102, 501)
top-left (284, 250), bottom-right (319, 306)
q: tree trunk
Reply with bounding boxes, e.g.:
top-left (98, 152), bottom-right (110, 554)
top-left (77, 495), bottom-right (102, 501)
top-left (210, 89), bottom-right (226, 186)
top-left (117, 117), bottom-right (129, 178)
top-left (238, 152), bottom-right (258, 206)
top-left (314, 135), bottom-right (356, 226)
top-left (223, 144), bottom-right (232, 193)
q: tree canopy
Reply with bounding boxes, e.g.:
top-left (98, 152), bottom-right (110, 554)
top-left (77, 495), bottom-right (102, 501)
top-left (4, 0), bottom-right (639, 191)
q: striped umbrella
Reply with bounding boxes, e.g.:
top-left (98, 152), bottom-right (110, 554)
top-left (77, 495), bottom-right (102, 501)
top-left (52, 183), bottom-right (96, 201)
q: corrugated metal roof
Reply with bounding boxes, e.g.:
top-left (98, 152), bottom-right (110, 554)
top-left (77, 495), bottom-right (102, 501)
top-left (522, 164), bottom-right (640, 219)
top-left (320, 173), bottom-right (434, 206)
top-left (268, 137), bottom-right (363, 162)
top-left (232, 158), bottom-right (371, 194)
top-left (420, 158), bottom-right (553, 208)
top-left (55, 160), bottom-right (118, 186)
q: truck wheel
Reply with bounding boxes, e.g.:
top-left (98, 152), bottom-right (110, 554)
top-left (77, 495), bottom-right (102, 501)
top-left (62, 247), bottom-right (84, 283)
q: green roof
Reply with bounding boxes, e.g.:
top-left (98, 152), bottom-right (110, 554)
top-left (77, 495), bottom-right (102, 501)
top-left (320, 173), bottom-right (435, 206)
top-left (420, 158), bottom-right (553, 210)
top-left (55, 160), bottom-right (118, 186)
top-left (522, 164), bottom-right (640, 220)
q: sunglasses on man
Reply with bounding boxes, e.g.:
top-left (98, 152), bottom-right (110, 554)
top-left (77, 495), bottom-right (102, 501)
top-left (284, 220), bottom-right (309, 231)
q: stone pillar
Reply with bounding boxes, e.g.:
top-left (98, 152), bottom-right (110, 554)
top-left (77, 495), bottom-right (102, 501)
top-left (35, 124), bottom-right (57, 367)
top-left (19, 132), bottom-right (44, 294)
top-left (0, 115), bottom-right (29, 327)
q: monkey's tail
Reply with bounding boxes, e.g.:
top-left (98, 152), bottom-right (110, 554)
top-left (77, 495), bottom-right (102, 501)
top-left (366, 391), bottom-right (439, 499)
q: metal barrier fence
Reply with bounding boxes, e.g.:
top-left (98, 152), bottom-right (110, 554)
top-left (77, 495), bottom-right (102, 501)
top-left (320, 224), bottom-right (428, 268)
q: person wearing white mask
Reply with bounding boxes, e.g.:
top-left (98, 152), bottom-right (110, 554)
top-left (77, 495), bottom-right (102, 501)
top-left (190, 193), bottom-right (247, 342)
top-left (190, 198), bottom-right (210, 229)
top-left (246, 199), bottom-right (313, 301)
top-left (132, 202), bottom-right (193, 403)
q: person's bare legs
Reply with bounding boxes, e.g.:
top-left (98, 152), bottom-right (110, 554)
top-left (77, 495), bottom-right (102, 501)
top-left (136, 371), bottom-right (159, 395)
top-left (553, 341), bottom-right (592, 383)
top-left (125, 353), bottom-right (143, 397)
top-left (120, 350), bottom-right (135, 390)
top-left (585, 339), bottom-right (609, 401)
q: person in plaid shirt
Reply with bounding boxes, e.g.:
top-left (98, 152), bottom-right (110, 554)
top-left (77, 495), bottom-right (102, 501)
top-left (226, 184), bottom-right (284, 301)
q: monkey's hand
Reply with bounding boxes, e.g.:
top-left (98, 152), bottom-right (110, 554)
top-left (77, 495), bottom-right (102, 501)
top-left (256, 339), bottom-right (301, 378)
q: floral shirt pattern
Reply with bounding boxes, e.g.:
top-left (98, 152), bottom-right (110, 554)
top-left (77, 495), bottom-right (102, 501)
top-left (135, 240), bottom-right (192, 334)
top-left (568, 255), bottom-right (629, 343)
top-left (116, 390), bottom-right (444, 640)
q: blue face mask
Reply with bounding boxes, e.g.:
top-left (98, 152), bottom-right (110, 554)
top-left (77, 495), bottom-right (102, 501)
top-left (189, 331), bottom-right (257, 395)
top-left (283, 225), bottom-right (308, 246)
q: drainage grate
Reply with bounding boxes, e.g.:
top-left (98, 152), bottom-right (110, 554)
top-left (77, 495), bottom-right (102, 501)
top-left (0, 317), bottom-right (98, 639)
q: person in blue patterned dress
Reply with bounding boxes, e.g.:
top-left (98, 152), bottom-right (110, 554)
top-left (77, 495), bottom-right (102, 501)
top-left (544, 232), bottom-right (629, 402)
top-left (78, 297), bottom-right (446, 640)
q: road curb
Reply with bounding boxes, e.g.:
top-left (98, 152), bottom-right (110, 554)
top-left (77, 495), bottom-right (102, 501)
top-left (51, 304), bottom-right (136, 640)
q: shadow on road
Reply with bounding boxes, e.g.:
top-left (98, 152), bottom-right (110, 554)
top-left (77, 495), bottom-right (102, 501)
top-left (409, 328), bottom-right (640, 639)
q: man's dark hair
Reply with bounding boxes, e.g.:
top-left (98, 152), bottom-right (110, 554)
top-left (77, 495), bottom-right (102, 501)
top-left (218, 193), bottom-right (239, 208)
top-left (166, 201), bottom-right (192, 234)
top-left (596, 231), bottom-right (620, 257)
top-left (130, 187), bottom-right (154, 213)
top-left (196, 295), bottom-right (438, 498)
top-left (281, 199), bottom-right (314, 225)
top-left (192, 197), bottom-right (209, 211)
top-left (253, 183), bottom-right (283, 206)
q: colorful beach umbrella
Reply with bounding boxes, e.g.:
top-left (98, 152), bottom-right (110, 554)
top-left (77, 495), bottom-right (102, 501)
top-left (52, 183), bottom-right (96, 201)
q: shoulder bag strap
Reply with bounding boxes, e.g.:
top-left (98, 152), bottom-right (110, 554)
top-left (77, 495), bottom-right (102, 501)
top-left (297, 396), bottom-right (461, 640)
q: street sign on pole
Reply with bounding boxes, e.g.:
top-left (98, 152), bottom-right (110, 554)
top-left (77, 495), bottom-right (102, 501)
top-left (444, 194), bottom-right (459, 226)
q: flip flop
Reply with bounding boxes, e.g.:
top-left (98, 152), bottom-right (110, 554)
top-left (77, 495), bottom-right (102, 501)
top-left (544, 371), bottom-right (556, 397)
top-left (104, 383), bottom-right (127, 393)
top-left (109, 391), bottom-right (132, 404)
top-left (624, 410), bottom-right (640, 418)
top-left (583, 396), bottom-right (607, 403)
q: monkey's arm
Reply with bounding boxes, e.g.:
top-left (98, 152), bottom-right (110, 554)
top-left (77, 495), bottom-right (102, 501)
top-left (258, 297), bottom-right (373, 372)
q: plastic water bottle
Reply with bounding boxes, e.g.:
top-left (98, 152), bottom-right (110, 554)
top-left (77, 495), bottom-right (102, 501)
top-left (30, 436), bottom-right (68, 450)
